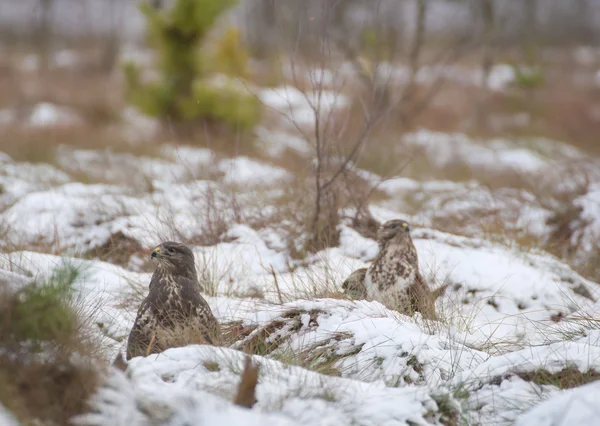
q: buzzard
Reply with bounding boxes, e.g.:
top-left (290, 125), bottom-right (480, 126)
top-left (342, 219), bottom-right (444, 319)
top-left (126, 241), bottom-right (221, 360)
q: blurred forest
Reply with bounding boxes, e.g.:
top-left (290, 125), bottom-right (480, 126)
top-left (2, 0), bottom-right (600, 147)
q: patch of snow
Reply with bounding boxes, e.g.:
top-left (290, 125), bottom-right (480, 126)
top-left (413, 228), bottom-right (598, 348)
top-left (160, 145), bottom-right (215, 172)
top-left (378, 177), bottom-right (472, 196)
top-left (462, 375), bottom-right (554, 426)
top-left (459, 331), bottom-right (600, 385)
top-left (0, 405), bottom-right (20, 426)
top-left (0, 161), bottom-right (71, 210)
top-left (217, 156), bottom-right (291, 187)
top-left (0, 152), bottom-right (12, 163)
top-left (255, 127), bottom-right (312, 157)
top-left (402, 129), bottom-right (585, 176)
top-left (1, 183), bottom-right (143, 251)
top-left (52, 49), bottom-right (80, 68)
top-left (27, 102), bottom-right (83, 128)
top-left (19, 54), bottom-right (39, 72)
top-left (80, 345), bottom-right (437, 426)
top-left (486, 64), bottom-right (515, 91)
top-left (120, 107), bottom-right (160, 143)
top-left (259, 86), bottom-right (349, 128)
top-left (417, 186), bottom-right (551, 238)
top-left (56, 147), bottom-right (196, 187)
top-left (514, 379), bottom-right (600, 426)
top-left (574, 46), bottom-right (598, 66)
top-left (574, 183), bottom-right (600, 252)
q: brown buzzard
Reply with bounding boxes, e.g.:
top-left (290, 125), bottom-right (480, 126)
top-left (126, 241), bottom-right (221, 360)
top-left (342, 219), bottom-right (444, 319)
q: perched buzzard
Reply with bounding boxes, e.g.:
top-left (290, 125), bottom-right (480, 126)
top-left (342, 219), bottom-right (444, 319)
top-left (126, 241), bottom-right (221, 360)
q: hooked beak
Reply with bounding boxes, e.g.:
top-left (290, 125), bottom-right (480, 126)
top-left (151, 247), bottom-right (161, 258)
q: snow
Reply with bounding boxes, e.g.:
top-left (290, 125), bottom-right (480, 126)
top-left (120, 107), bottom-right (160, 143)
top-left (1, 183), bottom-right (143, 251)
top-left (259, 86), bottom-right (349, 128)
top-left (402, 129), bottom-right (567, 174)
top-left (255, 127), bottom-right (312, 157)
top-left (574, 183), bottom-right (600, 252)
top-left (27, 102), bottom-right (83, 127)
top-left (217, 156), bottom-right (291, 187)
top-left (77, 346), bottom-right (437, 426)
top-left (0, 405), bottom-right (20, 426)
top-left (52, 49), bottom-right (80, 68)
top-left (514, 379), bottom-right (600, 426)
top-left (0, 161), bottom-right (71, 210)
top-left (1, 122), bottom-right (600, 425)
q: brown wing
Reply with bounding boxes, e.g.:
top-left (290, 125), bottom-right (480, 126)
top-left (407, 273), bottom-right (437, 320)
top-left (126, 297), bottom-right (158, 360)
top-left (342, 268), bottom-right (368, 299)
top-left (174, 276), bottom-right (222, 345)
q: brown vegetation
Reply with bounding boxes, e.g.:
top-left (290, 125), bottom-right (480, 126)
top-left (233, 356), bottom-right (260, 409)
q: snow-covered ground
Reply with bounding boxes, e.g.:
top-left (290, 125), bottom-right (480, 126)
top-left (2, 60), bottom-right (600, 425)
top-left (1, 130), bottom-right (600, 425)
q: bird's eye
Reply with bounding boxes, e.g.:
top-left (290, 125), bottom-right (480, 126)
top-left (166, 247), bottom-right (175, 254)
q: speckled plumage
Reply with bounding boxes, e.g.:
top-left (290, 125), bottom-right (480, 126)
top-left (126, 241), bottom-right (221, 360)
top-left (343, 219), bottom-right (438, 319)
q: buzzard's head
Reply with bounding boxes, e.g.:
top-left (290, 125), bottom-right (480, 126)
top-left (377, 219), bottom-right (411, 247)
top-left (151, 241), bottom-right (195, 275)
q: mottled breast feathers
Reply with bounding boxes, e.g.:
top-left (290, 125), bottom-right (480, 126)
top-left (342, 220), bottom-right (444, 319)
top-left (126, 242), bottom-right (221, 360)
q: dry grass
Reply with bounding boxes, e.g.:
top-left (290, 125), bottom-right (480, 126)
top-left (515, 368), bottom-right (600, 389)
top-left (84, 231), bottom-right (145, 267)
top-left (226, 308), bottom-right (366, 378)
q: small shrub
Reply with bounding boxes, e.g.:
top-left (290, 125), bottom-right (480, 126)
top-left (210, 26), bottom-right (250, 78)
top-left (0, 264), bottom-right (101, 425)
top-left (0, 264), bottom-right (79, 348)
top-left (124, 0), bottom-right (260, 132)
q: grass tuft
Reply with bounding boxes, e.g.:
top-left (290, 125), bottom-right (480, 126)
top-left (0, 264), bottom-right (102, 425)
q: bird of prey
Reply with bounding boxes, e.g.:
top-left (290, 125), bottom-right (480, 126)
top-left (126, 241), bottom-right (221, 360)
top-left (342, 219), bottom-right (444, 319)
